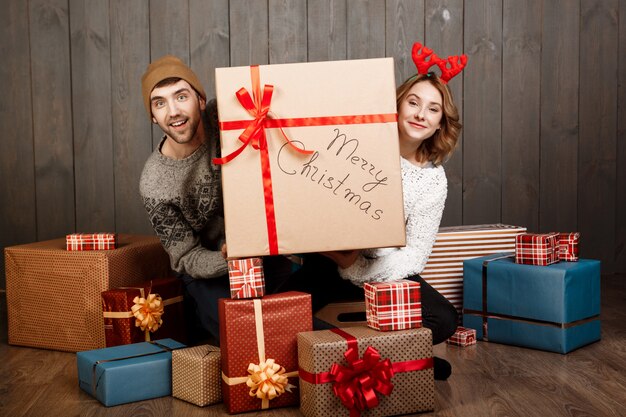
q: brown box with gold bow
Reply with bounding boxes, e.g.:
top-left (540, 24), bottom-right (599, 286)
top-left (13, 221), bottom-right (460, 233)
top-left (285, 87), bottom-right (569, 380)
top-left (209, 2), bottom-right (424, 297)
top-left (101, 277), bottom-right (187, 347)
top-left (218, 291), bottom-right (312, 414)
top-left (5, 234), bottom-right (171, 352)
top-left (172, 344), bottom-right (222, 406)
top-left (297, 326), bottom-right (434, 417)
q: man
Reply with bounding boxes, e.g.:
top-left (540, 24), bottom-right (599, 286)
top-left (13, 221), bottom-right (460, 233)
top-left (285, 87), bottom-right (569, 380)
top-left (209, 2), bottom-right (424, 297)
top-left (139, 55), bottom-right (289, 343)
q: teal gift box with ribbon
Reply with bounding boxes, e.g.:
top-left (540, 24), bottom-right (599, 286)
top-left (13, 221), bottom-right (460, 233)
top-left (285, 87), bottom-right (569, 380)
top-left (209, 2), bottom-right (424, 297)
top-left (76, 338), bottom-right (185, 406)
top-left (463, 254), bottom-right (600, 354)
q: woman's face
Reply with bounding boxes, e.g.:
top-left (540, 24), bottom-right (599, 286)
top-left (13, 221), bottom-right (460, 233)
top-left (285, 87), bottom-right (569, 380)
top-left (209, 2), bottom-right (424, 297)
top-left (397, 81), bottom-right (443, 148)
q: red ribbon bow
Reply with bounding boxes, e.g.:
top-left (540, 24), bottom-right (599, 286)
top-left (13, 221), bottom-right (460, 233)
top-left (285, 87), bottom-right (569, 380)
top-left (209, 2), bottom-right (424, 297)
top-left (329, 345), bottom-right (394, 417)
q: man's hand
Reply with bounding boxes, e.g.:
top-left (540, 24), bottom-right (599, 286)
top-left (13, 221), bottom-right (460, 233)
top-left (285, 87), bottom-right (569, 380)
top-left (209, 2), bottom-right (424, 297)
top-left (320, 250), bottom-right (360, 269)
top-left (221, 243), bottom-right (228, 259)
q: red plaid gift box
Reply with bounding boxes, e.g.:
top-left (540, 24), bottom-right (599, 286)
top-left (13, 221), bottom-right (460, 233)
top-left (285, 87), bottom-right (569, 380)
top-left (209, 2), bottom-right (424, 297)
top-left (66, 233), bottom-right (117, 251)
top-left (515, 233), bottom-right (559, 266)
top-left (364, 280), bottom-right (422, 331)
top-left (446, 326), bottom-right (477, 347)
top-left (228, 258), bottom-right (265, 299)
top-left (556, 232), bottom-right (580, 261)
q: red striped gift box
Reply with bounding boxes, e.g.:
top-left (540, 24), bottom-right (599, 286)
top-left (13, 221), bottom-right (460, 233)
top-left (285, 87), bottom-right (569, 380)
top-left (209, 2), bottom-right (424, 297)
top-left (557, 232), bottom-right (580, 261)
top-left (515, 233), bottom-right (559, 266)
top-left (446, 326), bottom-right (476, 347)
top-left (66, 233), bottom-right (117, 251)
top-left (364, 280), bottom-right (421, 331)
top-left (228, 258), bottom-right (265, 299)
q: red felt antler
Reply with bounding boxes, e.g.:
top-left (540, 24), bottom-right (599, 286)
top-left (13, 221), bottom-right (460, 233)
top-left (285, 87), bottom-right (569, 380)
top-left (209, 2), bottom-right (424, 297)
top-left (411, 42), bottom-right (467, 84)
top-left (437, 54), bottom-right (468, 84)
top-left (412, 42), bottom-right (441, 74)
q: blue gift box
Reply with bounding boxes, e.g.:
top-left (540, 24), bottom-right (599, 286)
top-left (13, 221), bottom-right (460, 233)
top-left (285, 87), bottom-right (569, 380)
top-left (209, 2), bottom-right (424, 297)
top-left (463, 253), bottom-right (600, 354)
top-left (76, 338), bottom-right (185, 406)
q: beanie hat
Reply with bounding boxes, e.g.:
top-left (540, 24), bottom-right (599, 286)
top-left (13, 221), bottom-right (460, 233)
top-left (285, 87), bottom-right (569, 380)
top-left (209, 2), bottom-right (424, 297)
top-left (141, 55), bottom-right (206, 119)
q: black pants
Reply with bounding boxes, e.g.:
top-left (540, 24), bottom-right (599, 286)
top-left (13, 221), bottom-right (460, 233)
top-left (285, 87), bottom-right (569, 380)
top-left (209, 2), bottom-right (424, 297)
top-left (275, 254), bottom-right (458, 345)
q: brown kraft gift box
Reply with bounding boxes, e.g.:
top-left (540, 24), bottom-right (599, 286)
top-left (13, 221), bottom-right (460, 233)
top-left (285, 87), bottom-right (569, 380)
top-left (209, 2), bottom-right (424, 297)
top-left (297, 326), bottom-right (434, 417)
top-left (219, 291), bottom-right (312, 414)
top-left (172, 344), bottom-right (222, 406)
top-left (5, 234), bottom-right (171, 352)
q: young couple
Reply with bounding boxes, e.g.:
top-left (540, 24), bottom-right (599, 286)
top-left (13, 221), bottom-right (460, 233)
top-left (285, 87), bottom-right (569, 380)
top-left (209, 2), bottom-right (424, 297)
top-left (139, 43), bottom-right (466, 381)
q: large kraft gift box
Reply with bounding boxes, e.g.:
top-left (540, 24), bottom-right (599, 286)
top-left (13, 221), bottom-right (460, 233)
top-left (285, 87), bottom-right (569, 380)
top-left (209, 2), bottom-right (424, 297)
top-left (297, 326), bottom-right (434, 417)
top-left (420, 224), bottom-right (526, 315)
top-left (5, 234), bottom-right (171, 352)
top-left (219, 291), bottom-right (312, 413)
top-left (463, 254), bottom-right (601, 353)
top-left (102, 277), bottom-right (187, 347)
top-left (215, 58), bottom-right (405, 257)
top-left (76, 338), bottom-right (185, 406)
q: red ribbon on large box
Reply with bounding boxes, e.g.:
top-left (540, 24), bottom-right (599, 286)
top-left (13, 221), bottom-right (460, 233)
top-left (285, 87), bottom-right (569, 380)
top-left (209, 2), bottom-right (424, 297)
top-left (213, 65), bottom-right (397, 255)
top-left (298, 328), bottom-right (433, 417)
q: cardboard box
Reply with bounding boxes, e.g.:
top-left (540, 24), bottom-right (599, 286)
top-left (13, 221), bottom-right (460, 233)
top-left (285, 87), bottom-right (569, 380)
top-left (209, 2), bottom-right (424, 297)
top-left (463, 254), bottom-right (601, 353)
top-left (219, 292), bottom-right (312, 413)
top-left (297, 326), bottom-right (434, 417)
top-left (215, 58), bottom-right (405, 257)
top-left (5, 234), bottom-right (171, 352)
top-left (420, 224), bottom-right (527, 315)
top-left (172, 344), bottom-right (222, 406)
top-left (364, 280), bottom-right (421, 331)
top-left (102, 277), bottom-right (187, 347)
top-left (76, 338), bottom-right (185, 406)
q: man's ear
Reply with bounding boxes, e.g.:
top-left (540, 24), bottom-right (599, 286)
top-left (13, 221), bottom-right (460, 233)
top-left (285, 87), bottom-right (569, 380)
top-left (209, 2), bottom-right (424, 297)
top-left (199, 95), bottom-right (207, 111)
top-left (152, 116), bottom-right (157, 124)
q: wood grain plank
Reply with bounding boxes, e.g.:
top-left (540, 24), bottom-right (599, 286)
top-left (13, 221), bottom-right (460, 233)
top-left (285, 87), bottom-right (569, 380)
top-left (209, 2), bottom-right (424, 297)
top-left (269, 0), bottom-right (307, 64)
top-left (385, 0), bottom-right (424, 83)
top-left (307, 0), bottom-right (347, 62)
top-left (462, 0), bottom-right (503, 224)
top-left (539, 0), bottom-right (580, 234)
top-left (70, 0), bottom-right (115, 232)
top-left (347, 0), bottom-right (385, 59)
top-left (0, 0), bottom-right (36, 289)
top-left (29, 0), bottom-right (76, 240)
top-left (425, 0), bottom-right (464, 227)
top-left (229, 0), bottom-right (269, 66)
top-left (190, 0), bottom-right (230, 100)
top-left (110, 0), bottom-right (153, 235)
top-left (617, 0), bottom-right (626, 273)
top-left (579, 0), bottom-right (618, 269)
top-left (149, 0), bottom-right (191, 150)
top-left (501, 0), bottom-right (541, 232)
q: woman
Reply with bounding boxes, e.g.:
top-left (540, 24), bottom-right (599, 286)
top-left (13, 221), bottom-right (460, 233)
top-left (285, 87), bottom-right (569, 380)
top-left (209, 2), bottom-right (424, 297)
top-left (277, 43), bottom-right (467, 380)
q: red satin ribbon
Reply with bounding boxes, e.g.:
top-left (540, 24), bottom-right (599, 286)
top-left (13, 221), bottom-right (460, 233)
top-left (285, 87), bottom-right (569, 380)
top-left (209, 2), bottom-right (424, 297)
top-left (213, 65), bottom-right (397, 255)
top-left (298, 328), bottom-right (433, 417)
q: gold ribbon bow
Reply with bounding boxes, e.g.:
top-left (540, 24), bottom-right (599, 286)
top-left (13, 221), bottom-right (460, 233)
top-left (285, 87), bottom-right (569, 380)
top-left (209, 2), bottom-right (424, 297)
top-left (131, 293), bottom-right (164, 341)
top-left (246, 358), bottom-right (295, 402)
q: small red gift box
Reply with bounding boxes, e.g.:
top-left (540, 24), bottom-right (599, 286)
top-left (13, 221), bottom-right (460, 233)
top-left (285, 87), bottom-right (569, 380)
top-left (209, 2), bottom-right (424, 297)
top-left (556, 232), bottom-right (580, 261)
top-left (66, 233), bottom-right (117, 250)
top-left (228, 258), bottom-right (265, 299)
top-left (515, 233), bottom-right (559, 266)
top-left (101, 277), bottom-right (187, 347)
top-left (446, 326), bottom-right (477, 347)
top-left (364, 280), bottom-right (421, 331)
top-left (219, 292), bottom-right (312, 414)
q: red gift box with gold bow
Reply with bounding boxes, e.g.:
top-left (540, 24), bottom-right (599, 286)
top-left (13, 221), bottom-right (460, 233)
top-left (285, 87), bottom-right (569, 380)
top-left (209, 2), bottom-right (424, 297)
top-left (219, 291), bottom-right (312, 414)
top-left (297, 326), bottom-right (434, 417)
top-left (101, 277), bottom-right (187, 347)
top-left (214, 59), bottom-right (406, 257)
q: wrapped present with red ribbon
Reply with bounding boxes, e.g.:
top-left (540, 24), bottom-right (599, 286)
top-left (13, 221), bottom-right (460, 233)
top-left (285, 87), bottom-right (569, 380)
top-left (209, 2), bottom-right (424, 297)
top-left (214, 59), bottom-right (406, 257)
top-left (446, 326), bottom-right (476, 347)
top-left (515, 233), bottom-right (559, 266)
top-left (101, 277), bottom-right (187, 347)
top-left (219, 291), bottom-right (312, 414)
top-left (298, 326), bottom-right (434, 417)
top-left (364, 280), bottom-right (422, 331)
top-left (556, 232), bottom-right (580, 261)
top-left (66, 233), bottom-right (117, 250)
top-left (228, 258), bottom-right (265, 299)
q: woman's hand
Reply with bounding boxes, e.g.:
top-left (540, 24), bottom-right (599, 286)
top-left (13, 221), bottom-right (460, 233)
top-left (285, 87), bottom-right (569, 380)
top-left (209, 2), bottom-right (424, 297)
top-left (320, 250), bottom-right (360, 269)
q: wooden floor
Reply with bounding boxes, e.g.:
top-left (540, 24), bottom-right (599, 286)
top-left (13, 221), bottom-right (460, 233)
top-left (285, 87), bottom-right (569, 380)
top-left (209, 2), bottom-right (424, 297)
top-left (1, 274), bottom-right (625, 417)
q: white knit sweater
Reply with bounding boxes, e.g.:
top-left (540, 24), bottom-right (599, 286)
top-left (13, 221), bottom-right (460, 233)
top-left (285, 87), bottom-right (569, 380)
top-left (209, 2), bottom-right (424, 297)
top-left (338, 158), bottom-right (447, 286)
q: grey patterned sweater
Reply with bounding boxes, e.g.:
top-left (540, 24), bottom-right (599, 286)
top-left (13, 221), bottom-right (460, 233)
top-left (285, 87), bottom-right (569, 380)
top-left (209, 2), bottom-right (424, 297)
top-left (140, 101), bottom-right (228, 279)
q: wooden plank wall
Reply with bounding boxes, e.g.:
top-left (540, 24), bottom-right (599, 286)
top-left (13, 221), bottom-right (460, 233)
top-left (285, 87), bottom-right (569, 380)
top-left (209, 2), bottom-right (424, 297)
top-left (1, 0), bottom-right (625, 289)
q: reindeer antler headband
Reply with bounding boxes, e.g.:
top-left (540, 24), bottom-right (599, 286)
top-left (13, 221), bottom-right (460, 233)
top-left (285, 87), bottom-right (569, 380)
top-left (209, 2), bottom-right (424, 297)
top-left (411, 42), bottom-right (468, 84)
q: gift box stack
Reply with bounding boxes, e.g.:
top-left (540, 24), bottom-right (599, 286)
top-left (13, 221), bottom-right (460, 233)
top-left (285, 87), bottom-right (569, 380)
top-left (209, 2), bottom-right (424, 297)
top-left (462, 232), bottom-right (600, 354)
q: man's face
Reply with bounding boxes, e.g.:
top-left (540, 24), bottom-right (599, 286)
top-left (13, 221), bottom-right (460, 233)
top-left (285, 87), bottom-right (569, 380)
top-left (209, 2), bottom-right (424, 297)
top-left (150, 79), bottom-right (206, 145)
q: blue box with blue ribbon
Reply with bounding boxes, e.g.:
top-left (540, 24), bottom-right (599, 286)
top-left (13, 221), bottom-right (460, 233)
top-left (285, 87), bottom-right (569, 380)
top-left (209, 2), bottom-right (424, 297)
top-left (462, 254), bottom-right (600, 353)
top-left (77, 338), bottom-right (185, 406)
